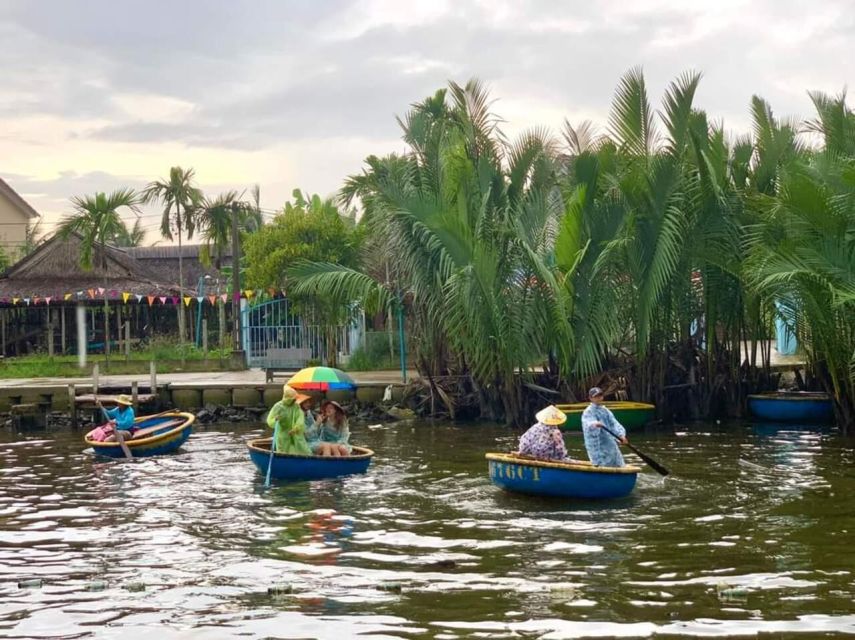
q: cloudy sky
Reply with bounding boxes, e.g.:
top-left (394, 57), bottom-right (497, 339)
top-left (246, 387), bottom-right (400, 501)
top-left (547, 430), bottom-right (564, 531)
top-left (1, 0), bottom-right (852, 241)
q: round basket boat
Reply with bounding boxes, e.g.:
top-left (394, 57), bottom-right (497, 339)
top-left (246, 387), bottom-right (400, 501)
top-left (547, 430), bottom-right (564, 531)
top-left (247, 437), bottom-right (374, 481)
top-left (556, 401), bottom-right (655, 431)
top-left (747, 392), bottom-right (834, 423)
top-left (84, 412), bottom-right (195, 458)
top-left (486, 452), bottom-right (641, 499)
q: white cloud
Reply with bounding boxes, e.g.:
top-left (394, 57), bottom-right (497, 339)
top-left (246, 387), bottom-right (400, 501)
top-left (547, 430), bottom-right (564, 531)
top-left (0, 0), bottom-right (853, 240)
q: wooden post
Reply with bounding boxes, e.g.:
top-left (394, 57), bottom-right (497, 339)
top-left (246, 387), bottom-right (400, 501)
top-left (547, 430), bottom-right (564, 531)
top-left (131, 381), bottom-right (138, 411)
top-left (47, 310), bottom-right (55, 357)
top-left (92, 363), bottom-right (99, 395)
top-left (116, 305), bottom-right (123, 356)
top-left (125, 321), bottom-right (131, 360)
top-left (150, 360), bottom-right (157, 394)
top-left (218, 301), bottom-right (225, 364)
top-left (61, 306), bottom-right (67, 354)
top-left (202, 318), bottom-right (208, 359)
top-left (69, 384), bottom-right (78, 428)
top-left (1, 309), bottom-right (5, 356)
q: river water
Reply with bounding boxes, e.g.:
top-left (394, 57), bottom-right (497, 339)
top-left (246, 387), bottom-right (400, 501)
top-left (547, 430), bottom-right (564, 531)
top-left (1, 420), bottom-right (854, 639)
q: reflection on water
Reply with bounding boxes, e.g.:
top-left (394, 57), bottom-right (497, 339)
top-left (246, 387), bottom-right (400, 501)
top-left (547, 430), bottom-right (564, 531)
top-left (1, 420), bottom-right (855, 638)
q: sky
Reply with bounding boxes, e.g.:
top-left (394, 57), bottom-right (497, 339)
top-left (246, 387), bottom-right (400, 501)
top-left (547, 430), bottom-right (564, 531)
top-left (1, 0), bottom-right (852, 242)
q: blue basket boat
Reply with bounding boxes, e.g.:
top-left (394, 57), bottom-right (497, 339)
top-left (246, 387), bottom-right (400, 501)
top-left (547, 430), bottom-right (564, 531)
top-left (85, 412), bottom-right (195, 458)
top-left (247, 437), bottom-right (374, 481)
top-left (747, 392), bottom-right (834, 423)
top-left (486, 452), bottom-right (641, 499)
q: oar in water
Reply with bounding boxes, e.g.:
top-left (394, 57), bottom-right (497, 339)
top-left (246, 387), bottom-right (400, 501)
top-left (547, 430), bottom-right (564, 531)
top-left (265, 422), bottom-right (278, 488)
top-left (599, 423), bottom-right (671, 477)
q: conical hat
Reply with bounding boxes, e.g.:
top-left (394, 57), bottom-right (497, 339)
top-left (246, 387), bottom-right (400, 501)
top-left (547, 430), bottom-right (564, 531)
top-left (535, 405), bottom-right (566, 426)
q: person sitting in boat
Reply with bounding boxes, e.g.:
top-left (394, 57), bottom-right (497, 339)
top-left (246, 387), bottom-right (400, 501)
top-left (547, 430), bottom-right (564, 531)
top-left (266, 385), bottom-right (313, 455)
top-left (517, 405), bottom-right (569, 460)
top-left (307, 400), bottom-right (351, 457)
top-left (581, 387), bottom-right (628, 467)
top-left (96, 394), bottom-right (135, 459)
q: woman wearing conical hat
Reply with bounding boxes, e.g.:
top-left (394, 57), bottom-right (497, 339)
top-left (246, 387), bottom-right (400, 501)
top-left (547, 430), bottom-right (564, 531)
top-left (517, 405), bottom-right (569, 461)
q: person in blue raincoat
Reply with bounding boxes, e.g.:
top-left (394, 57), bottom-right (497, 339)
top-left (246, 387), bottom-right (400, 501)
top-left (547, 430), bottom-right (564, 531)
top-left (581, 387), bottom-right (628, 467)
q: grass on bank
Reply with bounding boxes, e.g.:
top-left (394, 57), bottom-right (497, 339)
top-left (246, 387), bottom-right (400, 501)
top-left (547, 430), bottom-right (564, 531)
top-left (1, 338), bottom-right (237, 378)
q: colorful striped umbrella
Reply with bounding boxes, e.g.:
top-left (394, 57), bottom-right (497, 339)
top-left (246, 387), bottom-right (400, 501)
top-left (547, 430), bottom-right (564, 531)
top-left (288, 366), bottom-right (357, 391)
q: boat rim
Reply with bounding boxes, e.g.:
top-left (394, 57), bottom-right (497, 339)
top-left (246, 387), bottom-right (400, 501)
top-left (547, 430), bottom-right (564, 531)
top-left (747, 392), bottom-right (831, 401)
top-left (84, 411), bottom-right (195, 448)
top-left (555, 401), bottom-right (655, 411)
top-left (247, 437), bottom-right (374, 460)
top-left (486, 452), bottom-right (641, 474)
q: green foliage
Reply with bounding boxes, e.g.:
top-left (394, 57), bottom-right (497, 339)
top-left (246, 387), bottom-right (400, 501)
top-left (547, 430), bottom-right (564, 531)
top-left (58, 189), bottom-right (142, 269)
top-left (243, 189), bottom-right (363, 290)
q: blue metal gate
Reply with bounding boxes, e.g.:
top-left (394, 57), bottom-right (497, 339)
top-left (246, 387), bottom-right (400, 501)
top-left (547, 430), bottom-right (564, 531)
top-left (244, 298), bottom-right (358, 368)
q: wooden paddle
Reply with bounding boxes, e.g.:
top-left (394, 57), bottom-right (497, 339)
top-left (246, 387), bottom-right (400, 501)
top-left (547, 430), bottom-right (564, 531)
top-left (265, 422), bottom-right (277, 488)
top-left (599, 423), bottom-right (671, 477)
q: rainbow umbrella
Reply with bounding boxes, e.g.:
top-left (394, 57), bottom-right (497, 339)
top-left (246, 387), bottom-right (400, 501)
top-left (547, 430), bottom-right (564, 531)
top-left (288, 366), bottom-right (357, 391)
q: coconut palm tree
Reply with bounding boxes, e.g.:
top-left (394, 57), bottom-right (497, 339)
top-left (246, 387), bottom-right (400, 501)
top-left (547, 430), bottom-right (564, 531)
top-left (288, 80), bottom-right (579, 422)
top-left (58, 189), bottom-right (141, 360)
top-left (111, 217), bottom-right (146, 247)
top-left (142, 167), bottom-right (203, 342)
top-left (745, 91), bottom-right (855, 429)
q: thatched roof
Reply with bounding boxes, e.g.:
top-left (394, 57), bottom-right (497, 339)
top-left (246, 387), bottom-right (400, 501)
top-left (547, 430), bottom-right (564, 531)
top-left (0, 233), bottom-right (230, 301)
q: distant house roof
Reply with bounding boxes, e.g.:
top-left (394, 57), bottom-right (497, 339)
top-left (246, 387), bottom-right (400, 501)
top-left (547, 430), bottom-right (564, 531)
top-left (0, 176), bottom-right (40, 219)
top-left (0, 233), bottom-right (229, 300)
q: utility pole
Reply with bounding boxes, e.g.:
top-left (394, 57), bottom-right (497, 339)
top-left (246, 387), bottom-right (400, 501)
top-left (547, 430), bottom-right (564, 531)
top-left (230, 202), bottom-right (245, 366)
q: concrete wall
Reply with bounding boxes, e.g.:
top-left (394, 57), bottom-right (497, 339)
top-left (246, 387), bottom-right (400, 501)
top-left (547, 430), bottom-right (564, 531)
top-left (0, 191), bottom-right (31, 255)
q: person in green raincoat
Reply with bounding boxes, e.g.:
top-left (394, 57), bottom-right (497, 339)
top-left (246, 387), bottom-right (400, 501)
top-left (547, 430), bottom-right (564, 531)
top-left (266, 385), bottom-right (314, 455)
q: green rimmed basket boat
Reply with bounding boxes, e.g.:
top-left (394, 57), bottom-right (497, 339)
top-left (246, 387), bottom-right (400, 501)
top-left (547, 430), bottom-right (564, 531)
top-left (556, 401), bottom-right (655, 431)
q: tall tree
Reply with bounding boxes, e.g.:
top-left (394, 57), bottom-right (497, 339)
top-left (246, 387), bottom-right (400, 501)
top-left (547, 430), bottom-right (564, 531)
top-left (243, 189), bottom-right (363, 366)
top-left (58, 189), bottom-right (141, 360)
top-left (142, 167), bottom-right (202, 342)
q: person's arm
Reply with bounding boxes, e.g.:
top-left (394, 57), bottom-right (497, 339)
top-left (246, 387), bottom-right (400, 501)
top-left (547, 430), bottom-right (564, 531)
top-left (339, 420), bottom-right (350, 445)
top-left (551, 426), bottom-right (567, 458)
top-left (266, 402), bottom-right (282, 429)
top-left (103, 406), bottom-right (118, 422)
top-left (605, 408), bottom-right (627, 442)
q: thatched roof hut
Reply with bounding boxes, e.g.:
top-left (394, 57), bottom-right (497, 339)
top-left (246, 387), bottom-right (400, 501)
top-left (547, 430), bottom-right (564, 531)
top-left (0, 232), bottom-right (230, 303)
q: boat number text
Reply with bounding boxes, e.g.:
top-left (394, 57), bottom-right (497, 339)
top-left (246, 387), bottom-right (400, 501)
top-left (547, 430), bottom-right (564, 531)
top-left (489, 462), bottom-right (540, 482)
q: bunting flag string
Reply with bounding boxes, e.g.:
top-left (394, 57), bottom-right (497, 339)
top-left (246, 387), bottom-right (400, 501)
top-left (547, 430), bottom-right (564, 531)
top-left (2, 288), bottom-right (281, 306)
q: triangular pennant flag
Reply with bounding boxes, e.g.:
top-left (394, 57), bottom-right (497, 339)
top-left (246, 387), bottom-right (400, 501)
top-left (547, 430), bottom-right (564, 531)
top-left (77, 290), bottom-right (84, 298)
top-left (12, 297), bottom-right (20, 305)
top-left (97, 287), bottom-right (105, 295)
top-left (207, 295), bottom-right (217, 305)
top-left (183, 296), bottom-right (192, 307)
top-left (135, 294), bottom-right (143, 303)
top-left (33, 296), bottom-right (41, 305)
top-left (268, 287), bottom-right (277, 297)
top-left (220, 293), bottom-right (228, 303)
top-left (122, 292), bottom-right (131, 303)
top-left (171, 296), bottom-right (180, 305)
top-left (45, 297), bottom-right (52, 305)
top-left (147, 295), bottom-right (156, 305)
top-left (196, 296), bottom-right (204, 303)
top-left (244, 289), bottom-right (254, 299)
top-left (87, 289), bottom-right (95, 299)
top-left (24, 298), bottom-right (31, 305)
top-left (158, 296), bottom-right (167, 304)
top-left (64, 293), bottom-right (72, 301)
